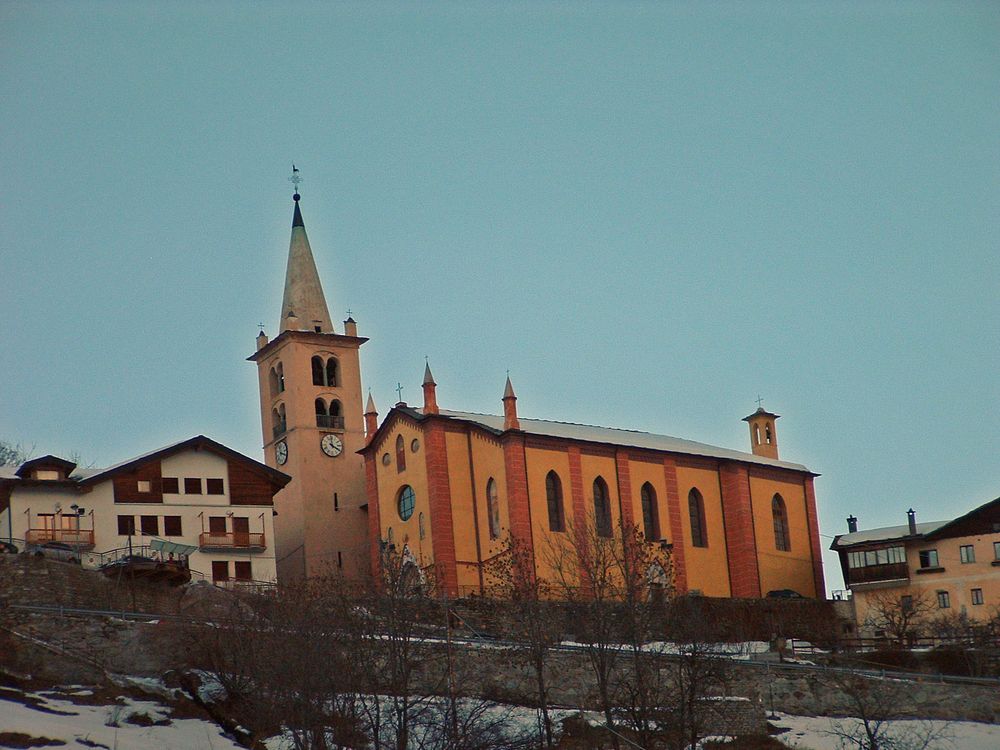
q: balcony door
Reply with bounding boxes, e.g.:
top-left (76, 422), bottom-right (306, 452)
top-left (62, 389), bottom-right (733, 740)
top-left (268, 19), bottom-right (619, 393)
top-left (232, 517), bottom-right (250, 547)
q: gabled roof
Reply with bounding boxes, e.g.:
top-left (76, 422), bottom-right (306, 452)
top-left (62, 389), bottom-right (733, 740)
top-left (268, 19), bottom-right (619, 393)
top-left (363, 405), bottom-right (814, 474)
top-left (830, 521), bottom-right (947, 550)
top-left (1, 436), bottom-right (290, 491)
top-left (14, 455), bottom-right (78, 478)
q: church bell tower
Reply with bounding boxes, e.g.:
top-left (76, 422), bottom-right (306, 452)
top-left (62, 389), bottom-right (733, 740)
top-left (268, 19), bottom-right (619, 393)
top-left (249, 178), bottom-right (369, 581)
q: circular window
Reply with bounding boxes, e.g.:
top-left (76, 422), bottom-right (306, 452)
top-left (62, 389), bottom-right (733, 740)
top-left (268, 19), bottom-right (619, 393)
top-left (382, 453), bottom-right (391, 466)
top-left (397, 485), bottom-right (416, 521)
top-left (411, 439), bottom-right (420, 453)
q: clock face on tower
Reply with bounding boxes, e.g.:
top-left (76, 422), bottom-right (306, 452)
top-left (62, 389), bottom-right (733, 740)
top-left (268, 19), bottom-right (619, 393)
top-left (275, 440), bottom-right (288, 465)
top-left (320, 433), bottom-right (343, 457)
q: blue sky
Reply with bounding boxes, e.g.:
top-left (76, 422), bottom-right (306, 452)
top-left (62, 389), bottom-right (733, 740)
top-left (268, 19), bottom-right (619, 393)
top-left (2, 1), bottom-right (997, 590)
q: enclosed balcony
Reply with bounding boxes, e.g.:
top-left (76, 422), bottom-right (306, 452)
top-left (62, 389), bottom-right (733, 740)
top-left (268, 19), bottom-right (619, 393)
top-left (846, 562), bottom-right (909, 586)
top-left (198, 531), bottom-right (266, 552)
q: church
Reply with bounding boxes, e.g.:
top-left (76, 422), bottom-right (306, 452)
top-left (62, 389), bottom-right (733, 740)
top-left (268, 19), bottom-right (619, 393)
top-left (252, 187), bottom-right (826, 598)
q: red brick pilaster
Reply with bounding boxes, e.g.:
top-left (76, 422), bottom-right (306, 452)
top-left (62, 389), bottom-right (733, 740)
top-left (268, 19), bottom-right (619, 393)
top-left (567, 445), bottom-right (591, 592)
top-left (719, 462), bottom-right (761, 598)
top-left (803, 477), bottom-right (826, 598)
top-left (662, 456), bottom-right (688, 593)
top-left (614, 450), bottom-right (635, 529)
top-left (365, 453), bottom-right (382, 583)
top-left (502, 434), bottom-right (534, 581)
top-left (425, 421), bottom-right (458, 597)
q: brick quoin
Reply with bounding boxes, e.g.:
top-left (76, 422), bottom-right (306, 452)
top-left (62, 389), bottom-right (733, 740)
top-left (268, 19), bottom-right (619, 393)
top-left (502, 434), bottom-right (535, 581)
top-left (567, 445), bottom-right (591, 592)
top-left (803, 477), bottom-right (826, 597)
top-left (662, 456), bottom-right (688, 593)
top-left (719, 462), bottom-right (761, 598)
top-left (614, 450), bottom-right (635, 529)
top-left (364, 453), bottom-right (382, 582)
top-left (425, 421), bottom-right (459, 597)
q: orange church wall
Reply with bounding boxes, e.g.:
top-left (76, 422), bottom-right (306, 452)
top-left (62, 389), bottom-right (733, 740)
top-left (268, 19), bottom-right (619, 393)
top-left (748, 474), bottom-right (817, 598)
top-left (625, 457), bottom-right (671, 542)
top-left (523, 445), bottom-right (576, 587)
top-left (579, 452), bottom-right (622, 532)
top-left (674, 465), bottom-right (731, 597)
top-left (444, 429), bottom-right (511, 595)
top-left (374, 422), bottom-right (434, 569)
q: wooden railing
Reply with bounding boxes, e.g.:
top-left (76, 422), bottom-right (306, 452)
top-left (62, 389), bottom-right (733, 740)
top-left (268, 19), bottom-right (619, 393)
top-left (198, 532), bottom-right (266, 550)
top-left (846, 562), bottom-right (909, 585)
top-left (26, 528), bottom-right (95, 548)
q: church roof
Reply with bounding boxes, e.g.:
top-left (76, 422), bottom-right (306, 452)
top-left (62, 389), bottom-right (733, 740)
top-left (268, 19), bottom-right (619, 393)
top-left (279, 194), bottom-right (333, 334)
top-left (372, 406), bottom-right (814, 474)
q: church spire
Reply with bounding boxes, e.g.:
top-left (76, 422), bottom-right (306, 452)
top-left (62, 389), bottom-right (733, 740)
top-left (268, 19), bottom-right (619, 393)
top-left (279, 170), bottom-right (333, 334)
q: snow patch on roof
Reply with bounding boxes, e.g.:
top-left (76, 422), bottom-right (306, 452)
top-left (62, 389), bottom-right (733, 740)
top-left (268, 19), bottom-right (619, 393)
top-left (833, 520), bottom-right (948, 547)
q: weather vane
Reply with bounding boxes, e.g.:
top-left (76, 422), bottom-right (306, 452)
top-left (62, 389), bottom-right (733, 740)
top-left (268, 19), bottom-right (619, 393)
top-left (289, 164), bottom-right (302, 194)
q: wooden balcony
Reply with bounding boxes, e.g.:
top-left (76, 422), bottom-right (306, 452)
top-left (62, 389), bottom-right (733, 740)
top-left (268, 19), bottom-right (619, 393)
top-left (26, 528), bottom-right (95, 549)
top-left (198, 532), bottom-right (266, 551)
top-left (847, 562), bottom-right (909, 586)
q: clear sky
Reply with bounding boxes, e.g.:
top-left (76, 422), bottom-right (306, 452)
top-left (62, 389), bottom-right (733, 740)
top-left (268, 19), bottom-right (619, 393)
top-left (2, 1), bottom-right (998, 591)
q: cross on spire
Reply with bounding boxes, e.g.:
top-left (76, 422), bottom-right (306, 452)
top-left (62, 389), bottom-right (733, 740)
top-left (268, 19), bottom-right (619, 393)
top-left (257, 322), bottom-right (265, 332)
top-left (395, 382), bottom-right (404, 402)
top-left (755, 394), bottom-right (764, 409)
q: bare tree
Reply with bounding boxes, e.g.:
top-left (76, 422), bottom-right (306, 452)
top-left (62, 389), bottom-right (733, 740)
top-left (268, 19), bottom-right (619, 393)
top-left (863, 590), bottom-right (935, 645)
top-left (824, 672), bottom-right (952, 750)
top-left (0, 440), bottom-right (31, 467)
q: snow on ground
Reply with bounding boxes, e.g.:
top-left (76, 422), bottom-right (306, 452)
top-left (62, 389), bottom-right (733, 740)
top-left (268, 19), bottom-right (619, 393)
top-left (0, 687), bottom-right (243, 749)
top-left (770, 712), bottom-right (1000, 750)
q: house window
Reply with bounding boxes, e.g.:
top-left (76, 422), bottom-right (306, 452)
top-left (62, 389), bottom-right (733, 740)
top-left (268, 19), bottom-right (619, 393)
top-left (117, 515), bottom-right (135, 536)
top-left (545, 471), bottom-right (565, 532)
top-left (184, 478), bottom-right (202, 495)
top-left (397, 485), bottom-right (415, 521)
top-left (592, 477), bottom-right (612, 538)
top-left (901, 595), bottom-right (913, 613)
top-left (206, 478), bottom-right (224, 495)
top-left (162, 477), bottom-right (179, 494)
top-left (140, 516), bottom-right (159, 536)
top-left (689, 488), bottom-right (708, 548)
top-left (919, 549), bottom-right (939, 568)
top-left (208, 516), bottom-right (226, 534)
top-left (640, 482), bottom-right (660, 541)
top-left (971, 588), bottom-right (984, 605)
top-left (163, 516), bottom-right (182, 536)
top-left (234, 561), bottom-right (252, 581)
top-left (959, 545), bottom-right (975, 564)
top-left (211, 561), bottom-right (229, 582)
top-left (995, 541), bottom-right (1000, 561)
top-left (137, 480), bottom-right (151, 493)
top-left (936, 590), bottom-right (950, 609)
top-left (486, 478), bottom-right (501, 540)
top-left (395, 435), bottom-right (406, 472)
top-left (772, 494), bottom-right (790, 551)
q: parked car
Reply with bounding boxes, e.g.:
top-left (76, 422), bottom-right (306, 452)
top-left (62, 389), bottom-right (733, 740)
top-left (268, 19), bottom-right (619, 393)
top-left (30, 541), bottom-right (81, 563)
top-left (766, 588), bottom-right (805, 599)
top-left (0, 541), bottom-right (18, 554)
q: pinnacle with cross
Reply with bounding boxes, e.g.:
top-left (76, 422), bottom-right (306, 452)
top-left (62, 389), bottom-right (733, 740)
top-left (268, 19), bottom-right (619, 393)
top-left (755, 394), bottom-right (764, 409)
top-left (395, 382), bottom-right (404, 403)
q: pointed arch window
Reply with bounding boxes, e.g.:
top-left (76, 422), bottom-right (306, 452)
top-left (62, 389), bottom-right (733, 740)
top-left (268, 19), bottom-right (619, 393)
top-left (395, 435), bottom-right (406, 472)
top-left (312, 356), bottom-right (324, 386)
top-left (689, 488), bottom-right (707, 548)
top-left (486, 478), bottom-right (501, 540)
top-left (326, 358), bottom-right (338, 387)
top-left (276, 362), bottom-right (285, 393)
top-left (593, 477), bottom-right (612, 538)
top-left (269, 363), bottom-right (285, 398)
top-left (641, 482), bottom-right (660, 541)
top-left (772, 493), bottom-right (790, 551)
top-left (545, 471), bottom-right (565, 532)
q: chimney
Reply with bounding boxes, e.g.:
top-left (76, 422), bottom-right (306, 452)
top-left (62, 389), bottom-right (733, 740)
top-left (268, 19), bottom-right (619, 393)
top-left (364, 392), bottom-right (378, 442)
top-left (502, 376), bottom-right (520, 431)
top-left (907, 508), bottom-right (917, 536)
top-left (344, 317), bottom-right (358, 337)
top-left (422, 362), bottom-right (439, 415)
top-left (847, 515), bottom-right (858, 533)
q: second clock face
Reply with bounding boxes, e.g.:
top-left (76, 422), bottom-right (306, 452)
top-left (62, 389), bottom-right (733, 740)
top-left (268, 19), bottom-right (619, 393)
top-left (275, 440), bottom-right (288, 465)
top-left (321, 433), bottom-right (343, 457)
